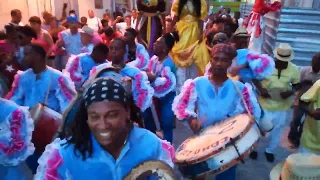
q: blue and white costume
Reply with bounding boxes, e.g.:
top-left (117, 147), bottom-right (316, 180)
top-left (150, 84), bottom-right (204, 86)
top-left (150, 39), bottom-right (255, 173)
top-left (34, 126), bottom-right (174, 180)
top-left (0, 98), bottom-right (34, 180)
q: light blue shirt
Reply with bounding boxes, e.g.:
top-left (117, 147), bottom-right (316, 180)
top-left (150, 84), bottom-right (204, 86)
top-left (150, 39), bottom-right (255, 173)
top-left (9, 67), bottom-right (76, 113)
top-left (35, 126), bottom-right (169, 180)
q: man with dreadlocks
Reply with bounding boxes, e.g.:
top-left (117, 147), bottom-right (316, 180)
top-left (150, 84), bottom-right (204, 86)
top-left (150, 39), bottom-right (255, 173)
top-left (172, 43), bottom-right (262, 179)
top-left (34, 78), bottom-right (174, 179)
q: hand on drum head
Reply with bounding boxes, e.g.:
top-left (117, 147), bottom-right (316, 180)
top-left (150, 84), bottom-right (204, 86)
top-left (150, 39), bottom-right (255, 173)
top-left (188, 118), bottom-right (201, 133)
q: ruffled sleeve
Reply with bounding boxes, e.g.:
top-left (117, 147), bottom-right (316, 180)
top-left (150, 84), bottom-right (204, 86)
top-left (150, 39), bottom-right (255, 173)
top-left (64, 55), bottom-right (83, 88)
top-left (241, 83), bottom-right (261, 121)
top-left (200, 0), bottom-right (208, 20)
top-left (0, 107), bottom-right (34, 166)
top-left (157, 140), bottom-right (175, 168)
top-left (153, 66), bottom-right (176, 98)
top-left (132, 71), bottom-right (154, 112)
top-left (171, 0), bottom-right (179, 15)
top-left (172, 79), bottom-right (198, 120)
top-left (34, 138), bottom-right (68, 180)
top-left (246, 52), bottom-right (275, 80)
top-left (55, 75), bottom-right (76, 113)
top-left (204, 62), bottom-right (211, 76)
top-left (127, 45), bottom-right (150, 71)
top-left (5, 71), bottom-right (24, 105)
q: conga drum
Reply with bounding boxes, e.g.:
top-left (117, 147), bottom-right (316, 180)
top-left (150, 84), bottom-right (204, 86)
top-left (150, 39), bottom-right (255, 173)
top-left (175, 114), bottom-right (260, 178)
top-left (29, 103), bottom-right (62, 152)
top-left (124, 160), bottom-right (177, 180)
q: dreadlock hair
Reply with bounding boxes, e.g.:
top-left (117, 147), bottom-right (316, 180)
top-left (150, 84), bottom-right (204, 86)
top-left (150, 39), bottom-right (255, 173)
top-left (65, 84), bottom-right (143, 160)
top-left (178, 0), bottom-right (201, 20)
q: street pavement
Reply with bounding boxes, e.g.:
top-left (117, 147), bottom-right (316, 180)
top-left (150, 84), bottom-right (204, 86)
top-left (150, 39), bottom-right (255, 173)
top-left (173, 110), bottom-right (296, 180)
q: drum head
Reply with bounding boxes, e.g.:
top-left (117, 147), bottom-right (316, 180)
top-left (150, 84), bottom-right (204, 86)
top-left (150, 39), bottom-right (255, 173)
top-left (175, 114), bottom-right (252, 164)
top-left (124, 160), bottom-right (176, 180)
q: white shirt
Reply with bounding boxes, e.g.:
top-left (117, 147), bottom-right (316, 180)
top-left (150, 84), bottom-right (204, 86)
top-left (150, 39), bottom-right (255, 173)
top-left (131, 18), bottom-right (137, 29)
top-left (87, 17), bottom-right (101, 33)
top-left (116, 22), bottom-right (130, 35)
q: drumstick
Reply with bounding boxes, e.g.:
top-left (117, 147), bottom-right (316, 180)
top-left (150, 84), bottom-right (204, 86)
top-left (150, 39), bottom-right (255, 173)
top-left (233, 81), bottom-right (265, 136)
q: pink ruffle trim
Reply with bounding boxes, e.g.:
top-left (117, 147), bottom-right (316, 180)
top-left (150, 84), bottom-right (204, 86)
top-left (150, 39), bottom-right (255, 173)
top-left (90, 67), bottom-right (97, 76)
top-left (177, 82), bottom-right (195, 119)
top-left (44, 149), bottom-right (63, 180)
top-left (5, 73), bottom-right (20, 100)
top-left (58, 77), bottom-right (73, 101)
top-left (134, 73), bottom-right (148, 109)
top-left (154, 69), bottom-right (172, 92)
top-left (0, 109), bottom-right (25, 155)
top-left (136, 53), bottom-right (145, 69)
top-left (147, 59), bottom-right (154, 72)
top-left (161, 140), bottom-right (175, 160)
top-left (242, 87), bottom-right (254, 115)
top-left (246, 53), bottom-right (270, 74)
top-left (67, 56), bottom-right (82, 83)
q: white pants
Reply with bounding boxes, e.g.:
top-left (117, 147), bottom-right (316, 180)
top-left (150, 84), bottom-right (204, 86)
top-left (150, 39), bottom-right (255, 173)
top-left (176, 63), bottom-right (199, 94)
top-left (299, 146), bottom-right (320, 155)
top-left (264, 110), bottom-right (289, 153)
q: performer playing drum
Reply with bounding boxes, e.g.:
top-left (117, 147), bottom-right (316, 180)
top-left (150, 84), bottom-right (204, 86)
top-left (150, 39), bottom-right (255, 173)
top-left (34, 78), bottom-right (174, 179)
top-left (172, 43), bottom-right (264, 179)
top-left (5, 44), bottom-right (76, 174)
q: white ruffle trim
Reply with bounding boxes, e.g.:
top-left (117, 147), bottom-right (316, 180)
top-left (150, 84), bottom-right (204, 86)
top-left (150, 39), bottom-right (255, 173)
top-left (34, 138), bottom-right (65, 180)
top-left (154, 77), bottom-right (166, 87)
top-left (243, 83), bottom-right (261, 121)
top-left (172, 79), bottom-right (198, 120)
top-left (64, 55), bottom-right (83, 86)
top-left (1, 108), bottom-right (35, 166)
top-left (133, 71), bottom-right (155, 112)
top-left (153, 67), bottom-right (177, 98)
top-left (55, 76), bottom-right (76, 113)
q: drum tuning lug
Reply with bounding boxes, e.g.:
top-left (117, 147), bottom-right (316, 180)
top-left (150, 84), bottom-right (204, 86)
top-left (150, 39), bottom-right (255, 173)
top-left (230, 137), bottom-right (245, 164)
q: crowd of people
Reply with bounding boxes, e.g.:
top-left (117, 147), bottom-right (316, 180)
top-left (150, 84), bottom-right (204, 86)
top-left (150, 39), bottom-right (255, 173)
top-left (0, 0), bottom-right (320, 179)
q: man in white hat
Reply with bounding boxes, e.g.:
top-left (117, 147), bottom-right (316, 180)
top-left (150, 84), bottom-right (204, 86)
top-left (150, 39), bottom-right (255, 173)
top-left (270, 153), bottom-right (320, 180)
top-left (80, 26), bottom-right (95, 54)
top-left (253, 43), bottom-right (300, 162)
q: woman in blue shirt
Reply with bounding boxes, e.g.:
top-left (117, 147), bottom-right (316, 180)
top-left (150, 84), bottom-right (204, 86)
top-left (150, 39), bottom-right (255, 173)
top-left (34, 78), bottom-right (174, 180)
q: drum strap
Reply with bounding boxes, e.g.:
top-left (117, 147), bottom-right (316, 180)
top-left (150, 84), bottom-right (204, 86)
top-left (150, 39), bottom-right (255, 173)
top-left (232, 81), bottom-right (265, 136)
top-left (44, 71), bottom-right (53, 105)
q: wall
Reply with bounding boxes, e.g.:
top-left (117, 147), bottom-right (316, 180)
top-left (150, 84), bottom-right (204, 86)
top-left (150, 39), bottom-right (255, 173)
top-left (77, 0), bottom-right (112, 19)
top-left (0, 0), bottom-right (52, 30)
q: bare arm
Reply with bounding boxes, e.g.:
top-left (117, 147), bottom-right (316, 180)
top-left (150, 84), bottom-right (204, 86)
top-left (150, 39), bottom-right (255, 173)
top-left (172, 15), bottom-right (178, 28)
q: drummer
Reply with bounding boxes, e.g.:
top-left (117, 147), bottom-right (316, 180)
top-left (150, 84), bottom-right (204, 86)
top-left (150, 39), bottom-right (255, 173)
top-left (0, 98), bottom-right (35, 180)
top-left (64, 43), bottom-right (109, 89)
top-left (172, 43), bottom-right (261, 179)
top-left (90, 38), bottom-right (154, 112)
top-left (34, 78), bottom-right (174, 179)
top-left (5, 44), bottom-right (76, 174)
